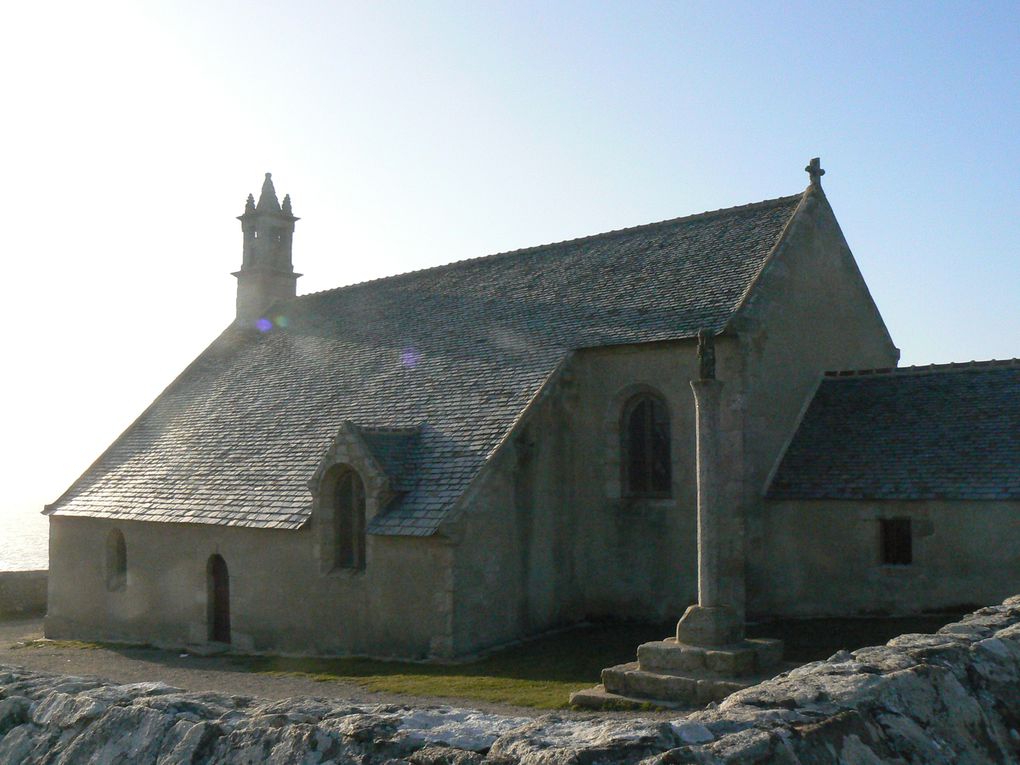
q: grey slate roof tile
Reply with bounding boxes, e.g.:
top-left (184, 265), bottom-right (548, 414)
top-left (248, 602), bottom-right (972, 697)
top-left (768, 362), bottom-right (1020, 501)
top-left (48, 193), bottom-right (804, 534)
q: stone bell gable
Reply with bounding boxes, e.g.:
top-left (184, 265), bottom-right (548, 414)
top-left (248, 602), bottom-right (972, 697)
top-left (233, 172), bottom-right (302, 325)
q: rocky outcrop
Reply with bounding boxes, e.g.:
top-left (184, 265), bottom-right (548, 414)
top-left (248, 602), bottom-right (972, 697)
top-left (3, 597), bottom-right (1020, 763)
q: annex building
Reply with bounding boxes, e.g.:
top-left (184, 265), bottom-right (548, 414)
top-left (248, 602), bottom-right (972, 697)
top-left (44, 163), bottom-right (1020, 658)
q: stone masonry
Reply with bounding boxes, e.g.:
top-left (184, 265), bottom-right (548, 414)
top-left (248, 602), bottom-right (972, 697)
top-left (572, 331), bottom-right (784, 709)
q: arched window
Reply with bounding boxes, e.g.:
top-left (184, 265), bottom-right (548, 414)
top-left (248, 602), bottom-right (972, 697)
top-left (106, 529), bottom-right (127, 591)
top-left (333, 466), bottom-right (366, 570)
top-left (622, 394), bottom-right (672, 497)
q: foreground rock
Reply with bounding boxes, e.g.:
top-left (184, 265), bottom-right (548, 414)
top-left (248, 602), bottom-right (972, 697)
top-left (2, 597), bottom-right (1020, 763)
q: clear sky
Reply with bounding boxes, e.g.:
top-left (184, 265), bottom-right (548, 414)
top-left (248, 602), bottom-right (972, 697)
top-left (1, 1), bottom-right (1018, 530)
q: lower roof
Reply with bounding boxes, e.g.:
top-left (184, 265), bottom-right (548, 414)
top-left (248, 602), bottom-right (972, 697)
top-left (767, 360), bottom-right (1020, 502)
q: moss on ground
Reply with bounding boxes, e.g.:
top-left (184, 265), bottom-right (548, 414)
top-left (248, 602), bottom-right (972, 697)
top-left (13, 639), bottom-right (110, 651)
top-left (244, 613), bottom-right (964, 709)
top-left (9, 613), bottom-right (967, 710)
top-left (245, 622), bottom-right (673, 709)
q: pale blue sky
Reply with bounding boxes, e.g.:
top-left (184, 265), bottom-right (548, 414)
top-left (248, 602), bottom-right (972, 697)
top-left (1, 1), bottom-right (1017, 532)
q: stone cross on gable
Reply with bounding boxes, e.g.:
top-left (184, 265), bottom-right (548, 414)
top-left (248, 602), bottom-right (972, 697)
top-left (805, 157), bottom-right (825, 187)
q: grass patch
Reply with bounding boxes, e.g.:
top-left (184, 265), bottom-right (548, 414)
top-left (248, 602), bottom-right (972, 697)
top-left (246, 622), bottom-right (675, 709)
top-left (244, 613), bottom-right (965, 709)
top-left (12, 638), bottom-right (151, 651)
top-left (12, 613), bottom-right (966, 709)
top-left (13, 639), bottom-right (109, 651)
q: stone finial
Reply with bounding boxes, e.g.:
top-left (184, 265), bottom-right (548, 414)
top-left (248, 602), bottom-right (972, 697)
top-left (805, 157), bottom-right (825, 188)
top-left (282, 194), bottom-right (293, 216)
top-left (256, 172), bottom-right (282, 213)
top-left (243, 193), bottom-right (256, 215)
top-left (697, 328), bottom-right (716, 380)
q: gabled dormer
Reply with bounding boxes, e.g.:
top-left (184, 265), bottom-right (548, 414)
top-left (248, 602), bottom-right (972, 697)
top-left (307, 421), bottom-right (421, 574)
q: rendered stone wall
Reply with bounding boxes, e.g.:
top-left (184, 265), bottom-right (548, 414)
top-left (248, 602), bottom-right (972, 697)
top-left (4, 598), bottom-right (1020, 763)
top-left (448, 191), bottom-right (903, 654)
top-left (759, 499), bottom-right (1020, 617)
top-left (447, 340), bottom-right (710, 655)
top-left (0, 571), bottom-right (47, 617)
top-left (46, 516), bottom-right (453, 659)
top-left (733, 191), bottom-right (900, 615)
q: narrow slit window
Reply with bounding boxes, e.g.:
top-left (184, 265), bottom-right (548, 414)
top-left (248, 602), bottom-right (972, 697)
top-left (881, 518), bottom-right (912, 565)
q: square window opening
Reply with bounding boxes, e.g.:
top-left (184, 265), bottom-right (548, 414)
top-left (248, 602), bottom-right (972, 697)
top-left (881, 518), bottom-right (912, 565)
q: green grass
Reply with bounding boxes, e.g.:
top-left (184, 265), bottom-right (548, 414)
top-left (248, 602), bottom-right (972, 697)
top-left (243, 613), bottom-right (966, 709)
top-left (245, 622), bottom-right (675, 709)
top-left (11, 613), bottom-right (967, 710)
top-left (13, 639), bottom-right (110, 651)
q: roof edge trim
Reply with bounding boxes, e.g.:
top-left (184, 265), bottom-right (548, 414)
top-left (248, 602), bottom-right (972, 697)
top-left (725, 186), bottom-right (812, 331)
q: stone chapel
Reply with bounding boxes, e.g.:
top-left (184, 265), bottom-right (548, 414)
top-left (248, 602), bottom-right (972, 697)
top-left (44, 162), bottom-right (1020, 659)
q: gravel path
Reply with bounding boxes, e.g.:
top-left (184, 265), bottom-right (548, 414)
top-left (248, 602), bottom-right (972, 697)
top-left (0, 617), bottom-right (675, 721)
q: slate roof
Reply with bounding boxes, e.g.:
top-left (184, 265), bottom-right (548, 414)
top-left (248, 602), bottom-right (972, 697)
top-left (768, 361), bottom-right (1020, 501)
top-left (358, 427), bottom-right (422, 495)
top-left (48, 192), bottom-right (805, 534)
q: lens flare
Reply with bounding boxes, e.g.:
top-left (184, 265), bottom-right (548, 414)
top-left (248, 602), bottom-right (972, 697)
top-left (401, 347), bottom-right (421, 368)
top-left (255, 317), bottom-right (273, 333)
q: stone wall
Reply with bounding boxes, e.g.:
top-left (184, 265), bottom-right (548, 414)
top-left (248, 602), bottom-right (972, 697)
top-left (47, 517), bottom-right (451, 659)
top-left (4, 597), bottom-right (1020, 763)
top-left (760, 499), bottom-right (1020, 617)
top-left (0, 571), bottom-right (47, 617)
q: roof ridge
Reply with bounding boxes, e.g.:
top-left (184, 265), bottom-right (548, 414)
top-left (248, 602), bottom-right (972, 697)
top-left (292, 192), bottom-right (804, 303)
top-left (824, 358), bottom-right (1020, 378)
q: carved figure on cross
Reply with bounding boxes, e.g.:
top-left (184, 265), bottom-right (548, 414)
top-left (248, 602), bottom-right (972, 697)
top-left (805, 157), bottom-right (825, 187)
top-left (697, 328), bottom-right (716, 380)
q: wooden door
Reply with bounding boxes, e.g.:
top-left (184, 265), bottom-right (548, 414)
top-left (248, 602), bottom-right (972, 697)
top-left (207, 554), bottom-right (231, 643)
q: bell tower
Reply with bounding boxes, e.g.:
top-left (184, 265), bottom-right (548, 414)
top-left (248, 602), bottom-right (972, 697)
top-left (233, 173), bottom-right (301, 325)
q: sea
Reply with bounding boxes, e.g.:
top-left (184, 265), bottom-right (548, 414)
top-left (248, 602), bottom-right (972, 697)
top-left (0, 509), bottom-right (49, 571)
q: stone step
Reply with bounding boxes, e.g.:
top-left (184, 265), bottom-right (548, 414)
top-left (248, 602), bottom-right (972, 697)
top-left (601, 662), bottom-right (751, 705)
top-left (637, 638), bottom-right (783, 676)
top-left (568, 684), bottom-right (688, 711)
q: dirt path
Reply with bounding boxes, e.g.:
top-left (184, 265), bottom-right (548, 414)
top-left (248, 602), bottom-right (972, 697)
top-left (0, 617), bottom-right (674, 720)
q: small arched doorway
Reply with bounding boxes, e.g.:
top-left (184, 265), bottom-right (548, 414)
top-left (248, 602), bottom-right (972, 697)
top-left (207, 554), bottom-right (231, 643)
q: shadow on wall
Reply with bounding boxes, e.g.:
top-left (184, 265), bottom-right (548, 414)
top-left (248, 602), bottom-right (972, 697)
top-left (0, 571), bottom-right (47, 617)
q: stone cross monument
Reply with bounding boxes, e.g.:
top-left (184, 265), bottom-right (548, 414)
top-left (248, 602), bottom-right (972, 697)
top-left (674, 329), bottom-right (743, 646)
top-left (571, 328), bottom-right (784, 709)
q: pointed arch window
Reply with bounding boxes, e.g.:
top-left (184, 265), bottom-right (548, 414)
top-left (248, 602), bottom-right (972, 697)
top-left (622, 393), bottom-right (672, 497)
top-left (106, 529), bottom-right (127, 592)
top-left (332, 466), bottom-right (366, 570)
